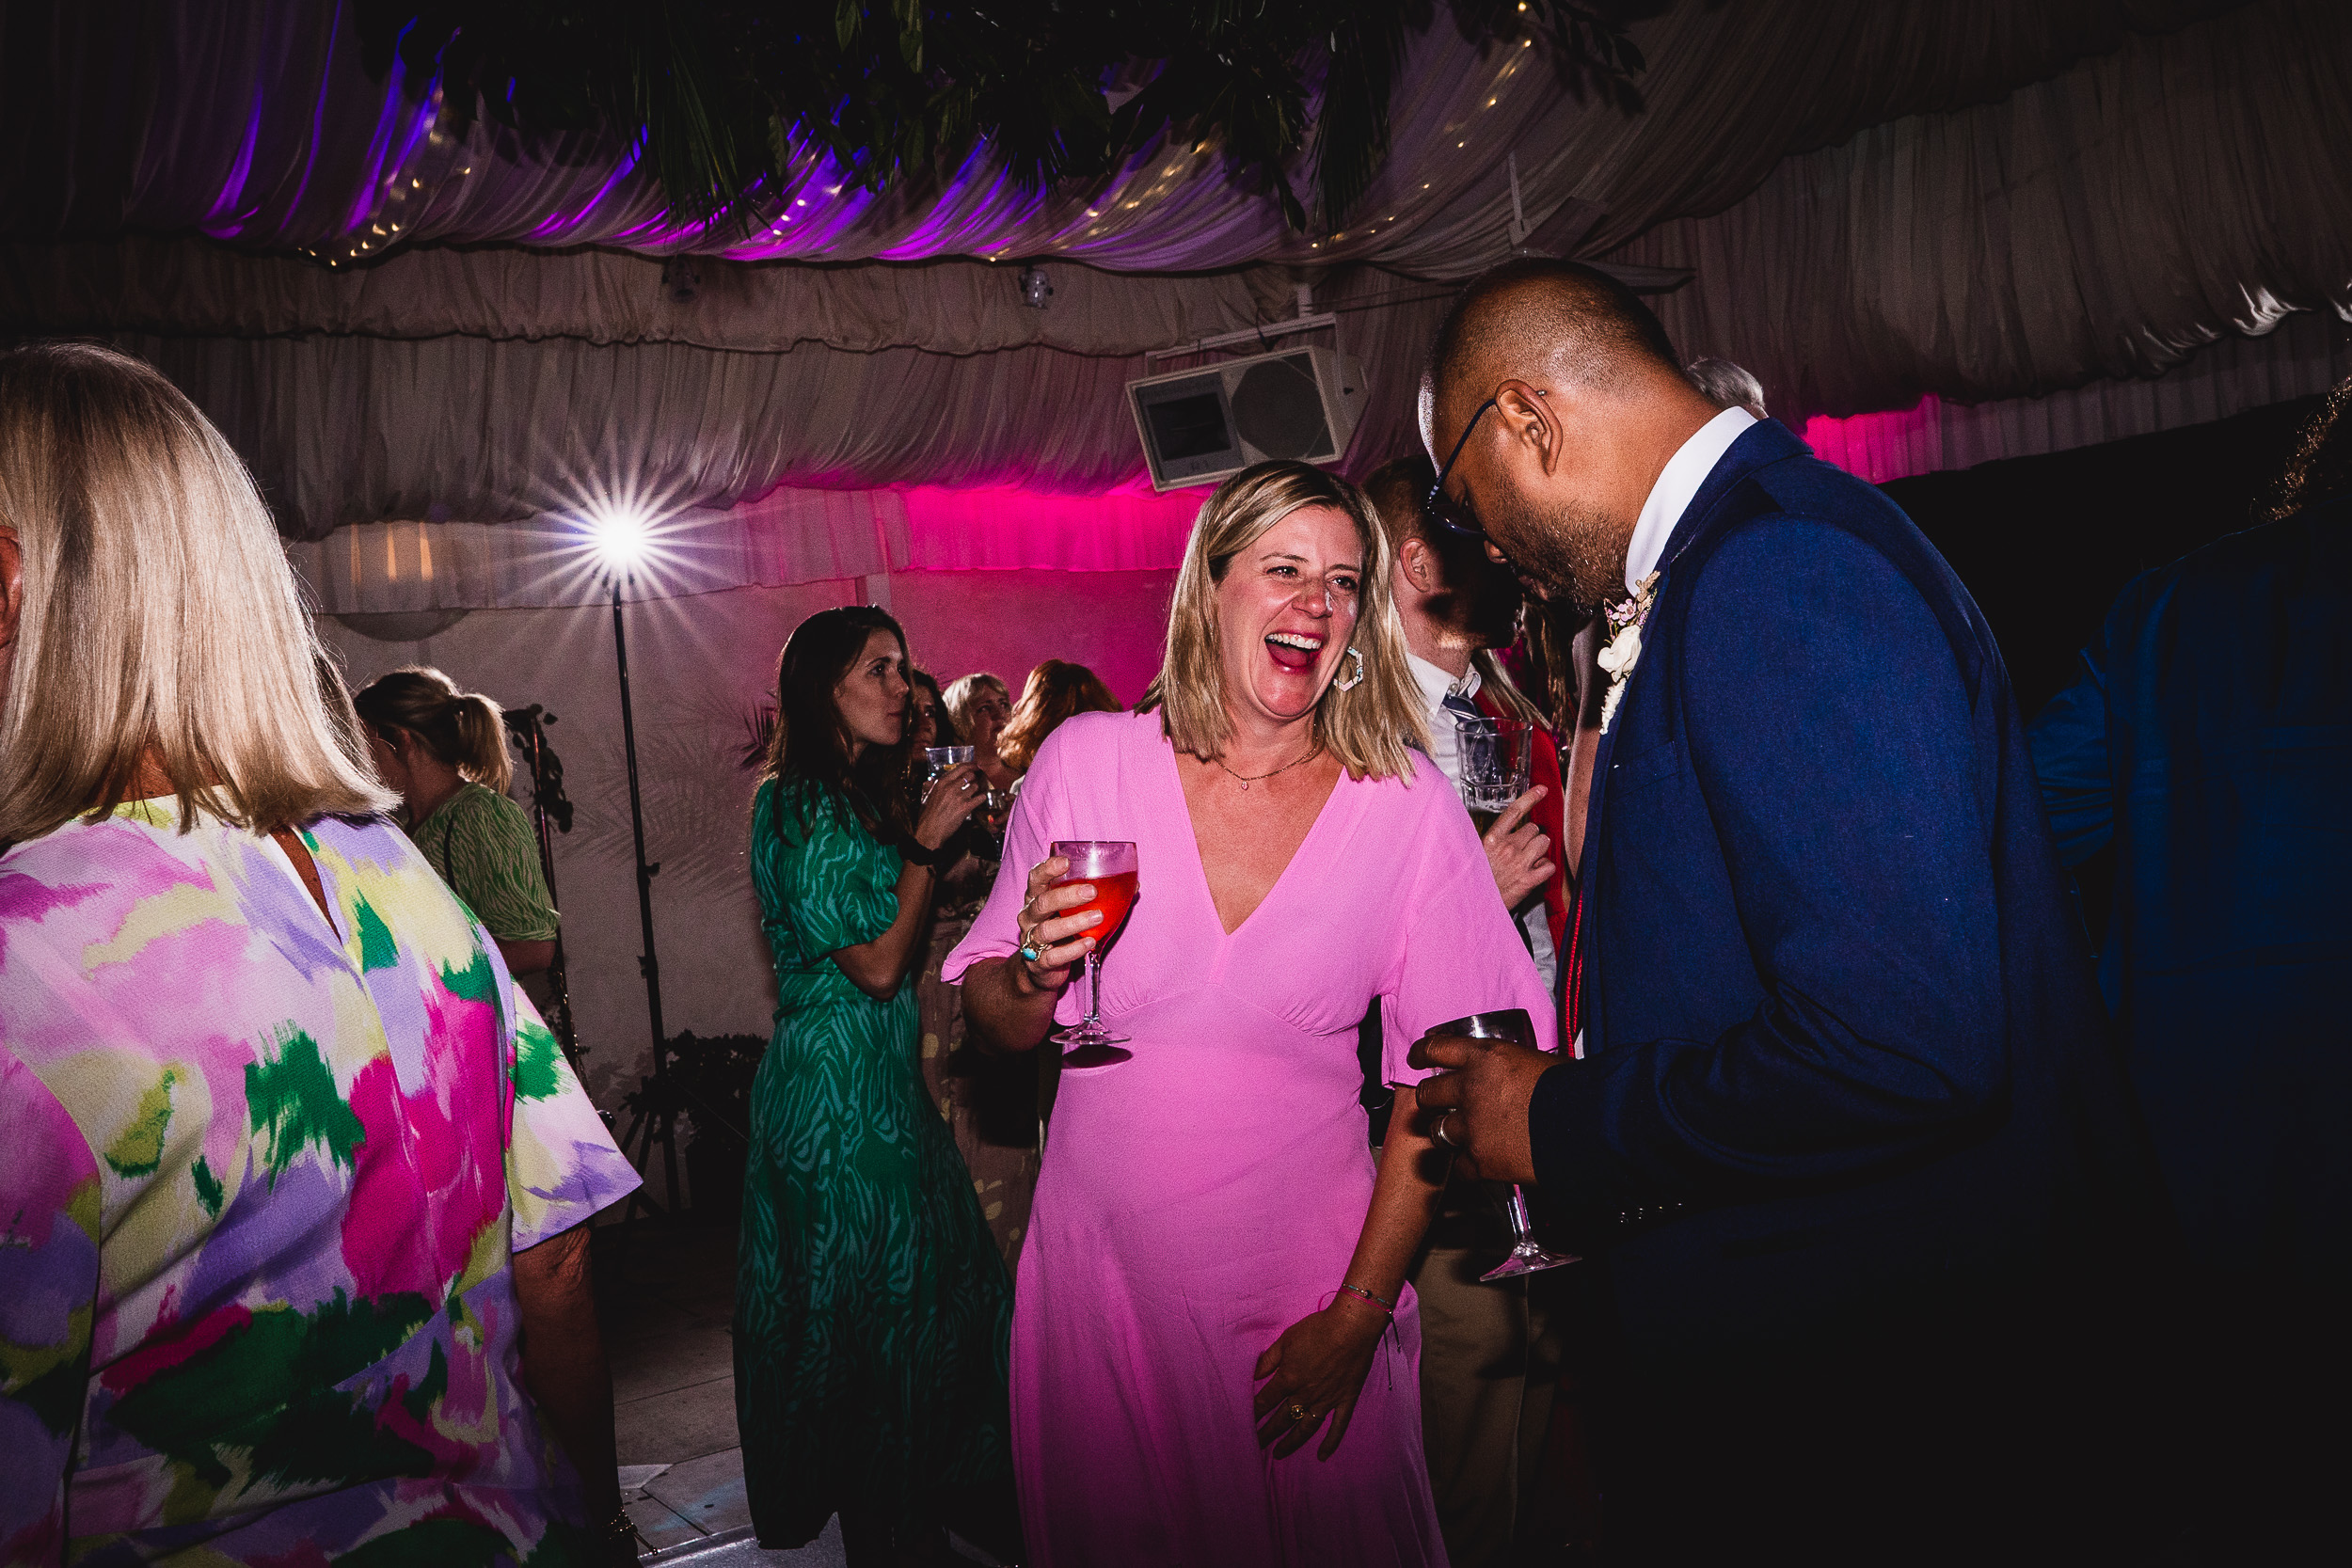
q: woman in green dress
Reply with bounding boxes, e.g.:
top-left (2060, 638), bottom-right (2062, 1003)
top-left (739, 606), bottom-right (1018, 1564)
top-left (354, 667), bottom-right (561, 981)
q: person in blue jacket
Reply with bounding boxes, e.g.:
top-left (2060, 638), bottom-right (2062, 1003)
top-left (2028, 377), bottom-right (2350, 1560)
top-left (1408, 260), bottom-right (2162, 1562)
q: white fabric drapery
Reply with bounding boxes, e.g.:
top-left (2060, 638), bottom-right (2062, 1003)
top-left (6, 0), bottom-right (2342, 535)
top-left (1613, 0), bottom-right (2352, 418)
top-left (0, 240), bottom-right (1295, 356)
top-left (285, 482), bottom-right (1214, 615)
top-left (1804, 309), bottom-right (2352, 483)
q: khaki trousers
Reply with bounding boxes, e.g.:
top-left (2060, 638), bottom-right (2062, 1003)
top-left (1410, 1185), bottom-right (1564, 1568)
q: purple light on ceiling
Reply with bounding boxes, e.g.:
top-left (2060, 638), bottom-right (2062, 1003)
top-left (339, 36), bottom-right (441, 244)
top-left (199, 74), bottom-right (270, 237)
top-left (525, 136), bottom-right (647, 244)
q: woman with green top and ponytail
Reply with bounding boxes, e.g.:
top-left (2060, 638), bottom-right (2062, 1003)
top-left (355, 666), bottom-right (560, 979)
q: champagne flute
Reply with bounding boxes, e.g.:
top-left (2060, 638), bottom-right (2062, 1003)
top-left (1423, 1008), bottom-right (1580, 1279)
top-left (1048, 840), bottom-right (1139, 1069)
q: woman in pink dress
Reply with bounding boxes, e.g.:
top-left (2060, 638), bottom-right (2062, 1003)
top-left (946, 461), bottom-right (1557, 1564)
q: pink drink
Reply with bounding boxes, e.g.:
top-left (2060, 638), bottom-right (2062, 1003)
top-left (1050, 869), bottom-right (1137, 950)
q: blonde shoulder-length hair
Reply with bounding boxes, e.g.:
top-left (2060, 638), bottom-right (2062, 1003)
top-left (0, 341), bottom-right (394, 843)
top-left (1141, 461), bottom-right (1426, 780)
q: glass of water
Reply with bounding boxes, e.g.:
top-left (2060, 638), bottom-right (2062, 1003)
top-left (1454, 716), bottom-right (1533, 821)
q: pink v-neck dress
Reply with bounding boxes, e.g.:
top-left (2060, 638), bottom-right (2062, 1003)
top-left (944, 712), bottom-right (1557, 1566)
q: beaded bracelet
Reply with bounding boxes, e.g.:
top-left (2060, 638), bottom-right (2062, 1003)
top-left (1337, 1282), bottom-right (1396, 1314)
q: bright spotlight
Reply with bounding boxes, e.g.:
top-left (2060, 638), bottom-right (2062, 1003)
top-left (587, 510), bottom-right (653, 572)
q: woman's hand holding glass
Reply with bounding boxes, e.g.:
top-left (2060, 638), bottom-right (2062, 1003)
top-left (914, 761), bottom-right (985, 851)
top-left (1009, 854), bottom-right (1104, 995)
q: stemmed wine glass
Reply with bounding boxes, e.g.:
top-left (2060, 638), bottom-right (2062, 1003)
top-left (1048, 840), bottom-right (1138, 1069)
top-left (1424, 1008), bottom-right (1580, 1280)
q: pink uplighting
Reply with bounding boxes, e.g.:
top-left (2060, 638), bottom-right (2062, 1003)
top-left (1804, 395), bottom-right (1944, 484)
top-left (898, 482), bottom-right (1212, 574)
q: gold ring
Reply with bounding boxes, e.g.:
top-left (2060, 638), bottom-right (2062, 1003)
top-left (1288, 1402), bottom-right (1311, 1423)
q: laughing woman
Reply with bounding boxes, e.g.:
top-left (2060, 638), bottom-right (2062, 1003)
top-left (735, 607), bottom-right (1017, 1566)
top-left (947, 462), bottom-right (1555, 1566)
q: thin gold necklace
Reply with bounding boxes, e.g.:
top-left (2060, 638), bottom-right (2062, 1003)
top-left (1213, 740), bottom-right (1324, 791)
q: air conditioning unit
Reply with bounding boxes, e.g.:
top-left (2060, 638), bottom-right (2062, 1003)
top-left (1126, 346), bottom-right (1365, 492)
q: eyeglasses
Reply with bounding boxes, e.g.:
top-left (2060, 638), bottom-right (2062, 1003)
top-left (1425, 397), bottom-right (1497, 538)
top-left (1424, 390), bottom-right (1542, 539)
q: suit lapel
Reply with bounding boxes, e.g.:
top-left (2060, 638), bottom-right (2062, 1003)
top-left (1566, 420), bottom-right (1809, 1046)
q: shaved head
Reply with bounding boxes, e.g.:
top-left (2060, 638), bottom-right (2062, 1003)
top-left (1419, 260), bottom-right (1717, 612)
top-left (1427, 259), bottom-right (1681, 425)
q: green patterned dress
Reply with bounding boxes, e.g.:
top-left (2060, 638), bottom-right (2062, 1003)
top-left (735, 776), bottom-right (1016, 1548)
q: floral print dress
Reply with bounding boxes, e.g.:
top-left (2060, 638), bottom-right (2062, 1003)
top-left (0, 800), bottom-right (638, 1565)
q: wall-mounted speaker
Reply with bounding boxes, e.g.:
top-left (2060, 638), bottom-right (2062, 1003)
top-left (1126, 346), bottom-right (1364, 492)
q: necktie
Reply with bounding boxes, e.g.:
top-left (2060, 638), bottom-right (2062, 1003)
top-left (1441, 690), bottom-right (1482, 724)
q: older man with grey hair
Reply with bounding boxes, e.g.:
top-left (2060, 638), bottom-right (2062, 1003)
top-left (1684, 356), bottom-right (1765, 419)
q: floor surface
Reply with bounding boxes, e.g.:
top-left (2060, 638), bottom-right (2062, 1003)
top-left (596, 1214), bottom-right (996, 1565)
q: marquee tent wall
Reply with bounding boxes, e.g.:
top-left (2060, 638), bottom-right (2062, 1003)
top-left (313, 564), bottom-right (1182, 1117)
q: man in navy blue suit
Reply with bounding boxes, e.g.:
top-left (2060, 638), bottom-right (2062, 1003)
top-left (1409, 261), bottom-right (2158, 1560)
top-left (2028, 382), bottom-right (2351, 1560)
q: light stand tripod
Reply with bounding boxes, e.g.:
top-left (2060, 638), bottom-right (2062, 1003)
top-left (501, 704), bottom-right (586, 1084)
top-left (603, 574), bottom-right (681, 1227)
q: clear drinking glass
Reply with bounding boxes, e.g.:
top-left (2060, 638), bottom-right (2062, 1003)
top-left (1454, 716), bottom-right (1534, 821)
top-left (1424, 1008), bottom-right (1580, 1279)
top-left (923, 744), bottom-right (975, 784)
top-left (1048, 840), bottom-right (1139, 1069)
top-left (974, 785), bottom-right (1013, 858)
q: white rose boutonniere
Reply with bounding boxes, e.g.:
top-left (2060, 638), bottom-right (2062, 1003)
top-left (1597, 570), bottom-right (1661, 736)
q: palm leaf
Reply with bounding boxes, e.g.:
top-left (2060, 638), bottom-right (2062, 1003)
top-left (357, 2), bottom-right (1645, 239)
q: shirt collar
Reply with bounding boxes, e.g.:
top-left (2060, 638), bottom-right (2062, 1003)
top-left (1623, 405), bottom-right (1757, 595)
top-left (1406, 650), bottom-right (1481, 709)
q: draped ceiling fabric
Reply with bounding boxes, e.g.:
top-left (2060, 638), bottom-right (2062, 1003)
top-left (1, 0), bottom-right (2344, 547)
top-left (1609, 0), bottom-right (2352, 419)
top-left (0, 0), bottom-right (2239, 274)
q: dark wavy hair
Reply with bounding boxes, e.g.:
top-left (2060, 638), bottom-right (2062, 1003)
top-left (2262, 372), bottom-right (2352, 521)
top-left (908, 668), bottom-right (960, 746)
top-left (759, 605), bottom-right (914, 837)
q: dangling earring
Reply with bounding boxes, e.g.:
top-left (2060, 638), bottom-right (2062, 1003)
top-left (1335, 645), bottom-right (1366, 691)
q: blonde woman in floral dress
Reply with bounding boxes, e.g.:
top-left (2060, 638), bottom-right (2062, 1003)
top-left (0, 342), bottom-right (640, 1565)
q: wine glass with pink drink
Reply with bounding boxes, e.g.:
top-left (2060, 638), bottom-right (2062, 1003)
top-left (1049, 840), bottom-right (1139, 1069)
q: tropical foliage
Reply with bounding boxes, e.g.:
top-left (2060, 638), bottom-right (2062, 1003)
top-left (358, 2), bottom-right (1643, 233)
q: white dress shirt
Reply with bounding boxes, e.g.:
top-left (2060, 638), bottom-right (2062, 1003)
top-left (1407, 651), bottom-right (1559, 992)
top-left (1623, 405), bottom-right (1757, 595)
top-left (1562, 407), bottom-right (1757, 1055)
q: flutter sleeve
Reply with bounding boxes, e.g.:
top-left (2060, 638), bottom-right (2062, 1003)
top-left (0, 1048), bottom-right (100, 1565)
top-left (505, 983), bottom-right (640, 1251)
top-left (1379, 794), bottom-right (1562, 1088)
top-left (754, 778), bottom-right (902, 958)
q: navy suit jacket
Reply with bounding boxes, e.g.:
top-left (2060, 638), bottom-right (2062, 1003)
top-left (2028, 499), bottom-right (2351, 1280)
top-left (1529, 420), bottom-right (2145, 1364)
